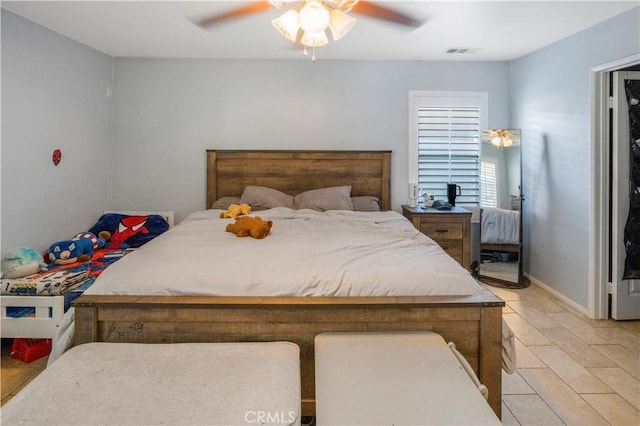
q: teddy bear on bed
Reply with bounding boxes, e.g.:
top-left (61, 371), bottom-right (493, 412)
top-left (220, 203), bottom-right (251, 219)
top-left (226, 216), bottom-right (273, 239)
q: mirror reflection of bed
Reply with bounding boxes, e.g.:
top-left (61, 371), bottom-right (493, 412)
top-left (478, 129), bottom-right (529, 288)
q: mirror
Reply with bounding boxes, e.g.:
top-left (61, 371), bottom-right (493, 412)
top-left (478, 129), bottom-right (529, 288)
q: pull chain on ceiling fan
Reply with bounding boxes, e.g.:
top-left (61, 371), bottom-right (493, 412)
top-left (196, 0), bottom-right (421, 62)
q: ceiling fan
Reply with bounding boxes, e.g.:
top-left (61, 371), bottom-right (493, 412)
top-left (195, 1), bottom-right (421, 61)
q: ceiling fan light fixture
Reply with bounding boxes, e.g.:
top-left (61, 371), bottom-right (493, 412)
top-left (301, 30), bottom-right (329, 47)
top-left (195, 0), bottom-right (420, 62)
top-left (485, 129), bottom-right (516, 149)
top-left (501, 137), bottom-right (514, 148)
top-left (298, 0), bottom-right (331, 33)
top-left (491, 136), bottom-right (513, 148)
top-left (329, 8), bottom-right (357, 41)
top-left (272, 9), bottom-right (300, 42)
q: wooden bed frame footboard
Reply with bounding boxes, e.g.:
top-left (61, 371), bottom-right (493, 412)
top-left (73, 293), bottom-right (505, 417)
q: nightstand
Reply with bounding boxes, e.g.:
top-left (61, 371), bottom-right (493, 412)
top-left (402, 205), bottom-right (472, 269)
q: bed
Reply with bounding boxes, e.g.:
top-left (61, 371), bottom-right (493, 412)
top-left (0, 211), bottom-right (174, 350)
top-left (481, 206), bottom-right (521, 253)
top-left (72, 150), bottom-right (506, 418)
top-left (1, 264), bottom-right (93, 349)
top-left (1, 295), bottom-right (64, 344)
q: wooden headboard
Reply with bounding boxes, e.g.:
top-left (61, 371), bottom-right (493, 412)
top-left (206, 150), bottom-right (391, 210)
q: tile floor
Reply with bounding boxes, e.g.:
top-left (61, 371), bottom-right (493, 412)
top-left (489, 284), bottom-right (640, 426)
top-left (1, 284), bottom-right (639, 425)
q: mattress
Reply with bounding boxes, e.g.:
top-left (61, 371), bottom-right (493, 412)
top-left (86, 208), bottom-right (485, 297)
top-left (481, 207), bottom-right (520, 245)
top-left (3, 341), bottom-right (301, 426)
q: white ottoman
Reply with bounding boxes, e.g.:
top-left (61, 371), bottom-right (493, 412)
top-left (2, 342), bottom-right (301, 426)
top-left (314, 332), bottom-right (500, 426)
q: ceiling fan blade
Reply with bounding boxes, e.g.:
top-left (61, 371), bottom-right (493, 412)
top-left (351, 1), bottom-right (421, 28)
top-left (196, 1), bottom-right (272, 28)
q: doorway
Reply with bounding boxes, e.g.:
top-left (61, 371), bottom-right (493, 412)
top-left (590, 55), bottom-right (640, 320)
top-left (611, 70), bottom-right (640, 319)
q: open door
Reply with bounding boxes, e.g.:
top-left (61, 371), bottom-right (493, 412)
top-left (612, 71), bottom-right (640, 320)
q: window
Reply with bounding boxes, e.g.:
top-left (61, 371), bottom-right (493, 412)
top-left (409, 91), bottom-right (488, 207)
top-left (480, 159), bottom-right (498, 208)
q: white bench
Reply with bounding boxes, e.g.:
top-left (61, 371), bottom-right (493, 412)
top-left (2, 342), bottom-right (301, 426)
top-left (315, 332), bottom-right (500, 426)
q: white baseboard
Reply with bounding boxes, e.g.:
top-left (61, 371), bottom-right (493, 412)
top-left (524, 272), bottom-right (592, 318)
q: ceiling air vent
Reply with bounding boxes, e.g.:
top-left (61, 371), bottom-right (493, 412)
top-left (446, 48), bottom-right (479, 54)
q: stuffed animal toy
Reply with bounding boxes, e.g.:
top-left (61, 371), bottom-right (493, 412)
top-left (89, 214), bottom-right (169, 249)
top-left (98, 231), bottom-right (112, 244)
top-left (1, 247), bottom-right (47, 279)
top-left (47, 232), bottom-right (103, 265)
top-left (220, 203), bottom-right (252, 219)
top-left (225, 216), bottom-right (273, 239)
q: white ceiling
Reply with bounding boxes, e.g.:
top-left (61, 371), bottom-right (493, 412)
top-left (3, 1), bottom-right (638, 61)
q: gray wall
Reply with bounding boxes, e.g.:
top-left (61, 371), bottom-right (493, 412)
top-left (1, 10), bottom-right (114, 253)
top-left (511, 6), bottom-right (640, 308)
top-left (1, 9), bottom-right (511, 254)
top-left (111, 59), bottom-right (511, 222)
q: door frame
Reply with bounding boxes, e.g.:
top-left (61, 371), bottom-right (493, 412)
top-left (589, 54), bottom-right (640, 319)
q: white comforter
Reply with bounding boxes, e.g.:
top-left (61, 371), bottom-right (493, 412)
top-left (481, 207), bottom-right (520, 245)
top-left (86, 208), bottom-right (484, 297)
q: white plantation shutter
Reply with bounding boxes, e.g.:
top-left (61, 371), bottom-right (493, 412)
top-left (417, 107), bottom-right (480, 205)
top-left (409, 91), bottom-right (488, 208)
top-left (480, 160), bottom-right (498, 207)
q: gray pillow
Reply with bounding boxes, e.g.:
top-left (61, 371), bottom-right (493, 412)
top-left (211, 196), bottom-right (241, 210)
top-left (240, 186), bottom-right (294, 209)
top-left (294, 186), bottom-right (353, 211)
top-left (351, 196), bottom-right (381, 212)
